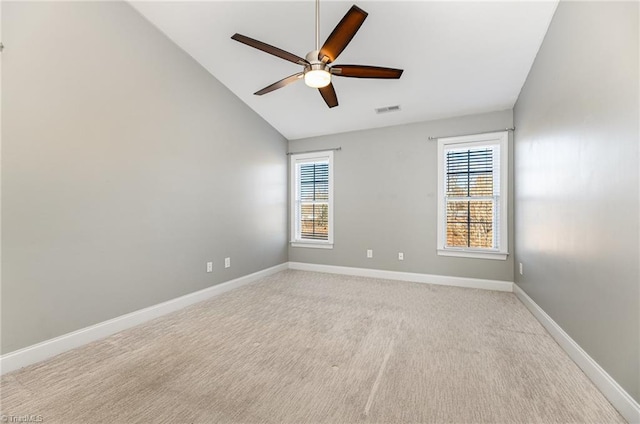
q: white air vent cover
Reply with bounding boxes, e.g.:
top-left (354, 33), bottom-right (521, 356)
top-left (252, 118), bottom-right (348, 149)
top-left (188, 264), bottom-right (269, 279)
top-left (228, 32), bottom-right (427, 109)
top-left (375, 105), bottom-right (401, 114)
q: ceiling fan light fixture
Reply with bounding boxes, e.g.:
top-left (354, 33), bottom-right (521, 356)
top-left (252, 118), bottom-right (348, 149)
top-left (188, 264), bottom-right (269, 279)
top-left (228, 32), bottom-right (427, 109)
top-left (304, 69), bottom-right (331, 88)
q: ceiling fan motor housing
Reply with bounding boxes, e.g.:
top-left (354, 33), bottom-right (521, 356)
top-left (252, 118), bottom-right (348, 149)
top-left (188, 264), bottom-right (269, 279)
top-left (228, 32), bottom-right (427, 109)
top-left (304, 62), bottom-right (330, 74)
top-left (305, 50), bottom-right (322, 64)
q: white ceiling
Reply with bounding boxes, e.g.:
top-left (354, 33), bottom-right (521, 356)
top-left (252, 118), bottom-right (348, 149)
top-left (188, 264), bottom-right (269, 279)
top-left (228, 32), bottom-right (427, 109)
top-left (130, 1), bottom-right (558, 140)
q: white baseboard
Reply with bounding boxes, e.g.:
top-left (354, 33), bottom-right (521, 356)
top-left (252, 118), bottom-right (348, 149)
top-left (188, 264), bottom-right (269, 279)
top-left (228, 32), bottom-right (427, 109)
top-left (288, 262), bottom-right (513, 292)
top-left (0, 262), bottom-right (289, 375)
top-left (514, 284), bottom-right (640, 424)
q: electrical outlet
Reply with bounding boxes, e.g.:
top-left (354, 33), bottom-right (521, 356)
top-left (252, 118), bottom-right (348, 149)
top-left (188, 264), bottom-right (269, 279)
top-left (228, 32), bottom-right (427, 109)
top-left (366, 249), bottom-right (373, 258)
top-left (206, 262), bottom-right (213, 273)
top-left (225, 257), bottom-right (231, 268)
top-left (398, 252), bottom-right (404, 261)
top-left (519, 262), bottom-right (523, 275)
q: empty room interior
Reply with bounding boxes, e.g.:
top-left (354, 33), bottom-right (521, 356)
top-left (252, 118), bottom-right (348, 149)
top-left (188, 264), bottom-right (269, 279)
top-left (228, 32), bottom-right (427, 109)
top-left (1, 0), bottom-right (639, 423)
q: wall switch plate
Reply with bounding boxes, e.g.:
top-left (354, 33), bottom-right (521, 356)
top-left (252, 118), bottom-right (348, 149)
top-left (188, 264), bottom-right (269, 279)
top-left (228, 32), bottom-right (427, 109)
top-left (519, 263), bottom-right (523, 275)
top-left (398, 252), bottom-right (404, 261)
top-left (224, 257), bottom-right (231, 268)
top-left (366, 249), bottom-right (373, 258)
top-left (206, 262), bottom-right (213, 273)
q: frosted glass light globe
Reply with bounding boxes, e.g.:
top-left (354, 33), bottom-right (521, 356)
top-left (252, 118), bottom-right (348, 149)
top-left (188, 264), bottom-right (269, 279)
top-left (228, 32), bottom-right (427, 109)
top-left (304, 69), bottom-right (331, 88)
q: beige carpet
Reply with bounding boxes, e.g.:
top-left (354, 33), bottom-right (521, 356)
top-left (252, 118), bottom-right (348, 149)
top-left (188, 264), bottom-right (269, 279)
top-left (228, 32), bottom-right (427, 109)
top-left (0, 270), bottom-right (625, 423)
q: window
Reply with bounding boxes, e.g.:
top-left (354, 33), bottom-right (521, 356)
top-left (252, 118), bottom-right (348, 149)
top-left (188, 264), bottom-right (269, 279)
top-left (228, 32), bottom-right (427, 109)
top-left (437, 131), bottom-right (508, 260)
top-left (290, 151), bottom-right (333, 248)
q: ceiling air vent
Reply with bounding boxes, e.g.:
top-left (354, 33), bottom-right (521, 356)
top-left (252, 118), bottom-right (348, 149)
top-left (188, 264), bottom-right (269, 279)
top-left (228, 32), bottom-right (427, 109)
top-left (375, 105), bottom-right (401, 114)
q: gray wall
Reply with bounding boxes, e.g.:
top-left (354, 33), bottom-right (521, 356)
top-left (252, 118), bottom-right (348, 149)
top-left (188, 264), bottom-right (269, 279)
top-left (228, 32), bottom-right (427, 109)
top-left (514, 1), bottom-right (639, 401)
top-left (1, 1), bottom-right (288, 354)
top-left (289, 110), bottom-right (515, 282)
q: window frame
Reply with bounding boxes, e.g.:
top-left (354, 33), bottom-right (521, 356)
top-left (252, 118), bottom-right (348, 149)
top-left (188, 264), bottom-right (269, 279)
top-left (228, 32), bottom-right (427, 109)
top-left (436, 131), bottom-right (508, 260)
top-left (290, 151), bottom-right (334, 249)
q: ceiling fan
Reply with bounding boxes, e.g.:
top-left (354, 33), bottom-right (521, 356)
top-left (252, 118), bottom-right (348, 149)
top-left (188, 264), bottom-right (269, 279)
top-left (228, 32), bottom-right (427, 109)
top-left (231, 1), bottom-right (403, 108)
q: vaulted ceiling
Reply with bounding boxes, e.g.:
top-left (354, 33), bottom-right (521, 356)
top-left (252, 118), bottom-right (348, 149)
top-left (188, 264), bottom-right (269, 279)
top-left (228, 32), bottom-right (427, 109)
top-left (130, 1), bottom-right (558, 140)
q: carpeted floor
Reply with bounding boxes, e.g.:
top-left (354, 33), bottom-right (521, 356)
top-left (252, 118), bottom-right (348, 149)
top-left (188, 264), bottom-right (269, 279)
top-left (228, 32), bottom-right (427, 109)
top-left (0, 270), bottom-right (625, 423)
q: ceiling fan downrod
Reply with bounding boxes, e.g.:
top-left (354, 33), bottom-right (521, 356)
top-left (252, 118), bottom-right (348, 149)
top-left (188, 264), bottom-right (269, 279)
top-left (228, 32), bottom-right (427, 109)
top-left (315, 0), bottom-right (320, 52)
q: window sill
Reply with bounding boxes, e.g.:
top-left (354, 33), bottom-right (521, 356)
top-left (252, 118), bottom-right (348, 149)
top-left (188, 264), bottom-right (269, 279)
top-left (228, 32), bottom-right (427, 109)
top-left (290, 241), bottom-right (334, 249)
top-left (437, 249), bottom-right (508, 260)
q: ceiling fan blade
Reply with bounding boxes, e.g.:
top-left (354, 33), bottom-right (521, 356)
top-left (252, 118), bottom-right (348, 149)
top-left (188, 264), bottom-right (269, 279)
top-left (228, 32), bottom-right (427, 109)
top-left (254, 73), bottom-right (304, 95)
top-left (318, 83), bottom-right (338, 108)
top-left (318, 5), bottom-right (368, 63)
top-left (231, 33), bottom-right (308, 66)
top-left (331, 65), bottom-right (404, 79)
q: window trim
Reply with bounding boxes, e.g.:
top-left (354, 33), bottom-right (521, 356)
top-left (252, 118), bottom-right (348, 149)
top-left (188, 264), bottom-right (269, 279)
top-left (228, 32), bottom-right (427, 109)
top-left (290, 151), bottom-right (334, 249)
top-left (436, 131), bottom-right (508, 260)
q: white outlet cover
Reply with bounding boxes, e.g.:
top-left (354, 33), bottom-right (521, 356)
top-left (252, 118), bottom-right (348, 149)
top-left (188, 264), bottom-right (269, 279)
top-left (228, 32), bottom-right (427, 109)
top-left (225, 257), bottom-right (231, 268)
top-left (206, 262), bottom-right (213, 273)
top-left (398, 252), bottom-right (404, 261)
top-left (366, 250), bottom-right (373, 258)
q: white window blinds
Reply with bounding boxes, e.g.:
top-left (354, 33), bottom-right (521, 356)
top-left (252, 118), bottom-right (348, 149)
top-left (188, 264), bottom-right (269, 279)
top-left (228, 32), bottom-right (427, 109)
top-left (444, 144), bottom-right (501, 249)
top-left (296, 161), bottom-right (330, 241)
